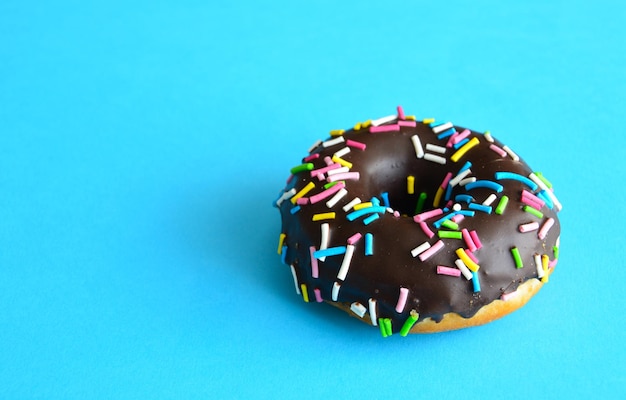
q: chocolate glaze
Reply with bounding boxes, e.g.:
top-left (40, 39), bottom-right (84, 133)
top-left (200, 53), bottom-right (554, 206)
top-left (277, 120), bottom-right (560, 332)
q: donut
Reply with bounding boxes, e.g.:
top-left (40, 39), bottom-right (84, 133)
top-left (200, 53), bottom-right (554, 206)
top-left (274, 106), bottom-right (561, 336)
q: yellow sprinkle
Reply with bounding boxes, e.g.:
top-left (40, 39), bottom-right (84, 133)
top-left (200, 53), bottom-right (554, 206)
top-left (456, 248), bottom-right (480, 272)
top-left (353, 202), bottom-right (373, 210)
top-left (300, 284), bottom-right (309, 302)
top-left (332, 155), bottom-right (353, 169)
top-left (291, 181), bottom-right (315, 204)
top-left (541, 254), bottom-right (550, 283)
top-left (277, 233), bottom-right (286, 254)
top-left (330, 129), bottom-right (345, 137)
top-left (423, 118), bottom-right (435, 124)
top-left (362, 119), bottom-right (372, 128)
top-left (312, 212), bottom-right (336, 221)
top-left (406, 115), bottom-right (416, 121)
top-left (407, 175), bottom-right (415, 194)
top-left (433, 186), bottom-right (444, 207)
top-left (353, 122), bottom-right (362, 131)
top-left (451, 137), bottom-right (480, 162)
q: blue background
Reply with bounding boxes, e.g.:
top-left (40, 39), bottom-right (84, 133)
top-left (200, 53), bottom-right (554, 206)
top-left (1, 0), bottom-right (624, 398)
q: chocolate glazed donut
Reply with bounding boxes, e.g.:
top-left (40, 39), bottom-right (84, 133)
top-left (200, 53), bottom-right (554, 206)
top-left (274, 107), bottom-right (561, 336)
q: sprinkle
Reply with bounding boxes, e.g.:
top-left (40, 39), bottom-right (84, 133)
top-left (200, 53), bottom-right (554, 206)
top-left (523, 204), bottom-right (542, 218)
top-left (290, 265), bottom-right (300, 294)
top-left (439, 172), bottom-right (453, 189)
top-left (441, 219), bottom-right (459, 230)
top-left (331, 155), bottom-right (352, 169)
top-left (432, 186), bottom-right (444, 207)
top-left (290, 205), bottom-right (301, 214)
top-left (337, 245), bottom-right (355, 280)
top-left (328, 172), bottom-right (360, 182)
top-left (362, 120), bottom-right (372, 128)
top-left (353, 202), bottom-right (374, 210)
top-left (332, 282), bottom-right (341, 301)
top-left (426, 143), bottom-right (447, 154)
top-left (281, 245), bottom-right (288, 264)
top-left (415, 192), bottom-right (427, 214)
top-left (469, 230), bottom-right (482, 249)
top-left (451, 214), bottom-right (465, 223)
top-left (537, 190), bottom-right (554, 209)
top-left (483, 193), bottom-right (498, 206)
top-left (495, 172), bottom-right (538, 191)
top-left (333, 146), bottom-right (351, 159)
top-left (424, 153), bottom-right (447, 164)
top-left (419, 221), bottom-right (435, 238)
top-left (308, 139), bottom-right (322, 153)
top-left (553, 245), bottom-right (559, 260)
top-left (309, 182), bottom-right (346, 204)
top-left (406, 115), bottom-right (416, 121)
top-left (310, 163), bottom-right (342, 177)
top-left (455, 259), bottom-right (474, 280)
top-left (538, 218), bottom-right (555, 240)
top-left (500, 291), bottom-right (519, 302)
top-left (541, 254), bottom-right (550, 283)
top-left (502, 145), bottom-right (520, 161)
top-left (350, 302), bottom-right (367, 318)
top-left (534, 172), bottom-right (553, 189)
top-left (437, 265), bottom-right (462, 277)
top-left (353, 122), bottom-right (362, 130)
top-left (465, 180), bottom-right (504, 193)
top-left (449, 169), bottom-right (472, 187)
top-left (291, 182), bottom-right (316, 204)
top-left (303, 153), bottom-right (320, 162)
top-left (296, 197), bottom-right (309, 205)
top-left (300, 284), bottom-right (309, 302)
top-left (346, 139), bottom-right (366, 150)
top-left (495, 195), bottom-right (509, 215)
top-left (326, 188), bottom-right (348, 208)
top-left (276, 188), bottom-right (297, 206)
top-left (395, 287), bottom-right (409, 313)
top-left (413, 208), bottom-right (443, 223)
top-left (432, 122), bottom-right (453, 134)
top-left (411, 135), bottom-right (425, 158)
top-left (346, 206), bottom-right (386, 221)
top-left (511, 247), bottom-right (523, 268)
top-left (483, 131), bottom-right (494, 143)
top-left (450, 137), bottom-right (480, 162)
top-left (370, 197), bottom-right (381, 207)
top-left (534, 254), bottom-right (544, 279)
top-left (370, 124), bottom-right (400, 133)
top-left (277, 233), bottom-right (286, 254)
top-left (451, 129), bottom-right (471, 145)
top-left (423, 118), bottom-right (435, 124)
top-left (290, 163), bottom-right (314, 174)
top-left (319, 223), bottom-right (330, 261)
top-left (363, 213), bottom-right (380, 225)
top-left (455, 194), bottom-right (474, 204)
top-left (312, 212), bottom-right (336, 221)
top-left (379, 318), bottom-right (393, 337)
top-left (472, 271), bottom-right (481, 292)
top-left (342, 197), bottom-right (362, 212)
top-left (368, 298), bottom-right (378, 325)
top-left (468, 203), bottom-right (492, 214)
top-left (323, 156), bottom-right (334, 166)
top-left (459, 177), bottom-right (476, 186)
top-left (381, 192), bottom-right (390, 207)
top-left (521, 190), bottom-right (545, 209)
top-left (322, 136), bottom-right (345, 148)
top-left (411, 241), bottom-right (431, 257)
top-left (314, 246), bottom-right (346, 259)
top-left (329, 129), bottom-right (345, 137)
top-left (407, 175), bottom-right (415, 194)
top-left (465, 249), bottom-right (480, 265)
top-left (309, 246), bottom-right (319, 278)
top-left (400, 310), bottom-right (419, 337)
top-left (314, 288), bottom-right (323, 302)
top-left (365, 233), bottom-right (373, 256)
top-left (371, 114), bottom-right (396, 126)
top-left (438, 230), bottom-right (463, 239)
top-left (437, 128), bottom-right (457, 140)
top-left (396, 105), bottom-right (405, 120)
top-left (444, 184), bottom-right (453, 202)
top-left (519, 222), bottom-right (540, 233)
top-left (456, 248), bottom-right (480, 272)
top-left (489, 144), bottom-right (507, 158)
top-left (418, 240), bottom-right (444, 261)
top-left (398, 120), bottom-right (417, 127)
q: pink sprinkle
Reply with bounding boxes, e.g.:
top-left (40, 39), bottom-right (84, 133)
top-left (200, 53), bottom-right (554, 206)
top-left (393, 211), bottom-right (400, 217)
top-left (445, 132), bottom-right (458, 148)
top-left (314, 288), bottom-right (323, 303)
top-left (397, 105), bottom-right (405, 120)
top-left (316, 173), bottom-right (325, 181)
top-left (310, 163), bottom-right (342, 177)
top-left (538, 218), bottom-right (555, 240)
top-left (309, 182), bottom-right (346, 204)
top-left (370, 124), bottom-right (400, 133)
top-left (324, 156), bottom-right (333, 166)
top-left (522, 190), bottom-right (545, 209)
top-left (452, 129), bottom-right (471, 145)
top-left (500, 291), bottom-right (519, 301)
top-left (309, 246), bottom-right (319, 278)
top-left (296, 197), bottom-right (309, 205)
top-left (489, 144), bottom-right (507, 158)
top-left (519, 222), bottom-right (540, 233)
top-left (419, 240), bottom-right (444, 261)
top-left (445, 200), bottom-right (454, 209)
top-left (469, 230), bottom-right (482, 249)
top-left (419, 221), bottom-right (435, 238)
top-left (437, 265), bottom-right (461, 277)
top-left (286, 174), bottom-right (294, 184)
top-left (327, 172), bottom-right (360, 182)
top-left (398, 120), bottom-right (417, 127)
top-left (347, 233), bottom-right (363, 245)
top-left (462, 229), bottom-right (477, 252)
top-left (346, 139), bottom-right (366, 151)
top-left (465, 249), bottom-right (480, 264)
top-left (303, 153), bottom-right (320, 162)
top-left (440, 172), bottom-right (453, 189)
top-left (414, 208), bottom-right (444, 223)
top-left (395, 287), bottom-right (409, 313)
top-left (451, 214), bottom-right (465, 223)
top-left (549, 258), bottom-right (558, 268)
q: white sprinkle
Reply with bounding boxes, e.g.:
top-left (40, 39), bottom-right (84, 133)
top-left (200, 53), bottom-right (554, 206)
top-left (308, 139), bottom-right (322, 153)
top-left (337, 244), bottom-right (355, 281)
top-left (333, 146), bottom-right (351, 159)
top-left (529, 173), bottom-right (563, 211)
top-left (519, 221), bottom-right (540, 233)
top-left (449, 169), bottom-right (472, 187)
top-left (502, 145), bottom-right (520, 161)
top-left (371, 114), bottom-right (397, 126)
top-left (556, 236), bottom-right (560, 247)
top-left (322, 136), bottom-right (345, 148)
top-left (326, 166), bottom-right (349, 176)
top-left (535, 254), bottom-right (544, 278)
top-left (453, 203), bottom-right (462, 211)
top-left (411, 134), bottom-right (425, 158)
top-left (368, 298), bottom-right (378, 326)
top-left (459, 177), bottom-right (477, 186)
top-left (411, 241), bottom-right (431, 257)
top-left (455, 259), bottom-right (474, 280)
top-left (342, 197), bottom-right (362, 212)
top-left (332, 281), bottom-right (341, 301)
top-left (484, 132), bottom-right (494, 143)
top-left (432, 122), bottom-right (453, 134)
top-left (425, 143), bottom-right (447, 154)
top-left (319, 223), bottom-right (329, 261)
top-left (326, 188), bottom-right (348, 208)
top-left (482, 193), bottom-right (498, 206)
top-left (276, 188), bottom-right (297, 206)
top-left (350, 302), bottom-right (367, 318)
top-left (290, 264), bottom-right (301, 294)
top-left (424, 153), bottom-right (447, 165)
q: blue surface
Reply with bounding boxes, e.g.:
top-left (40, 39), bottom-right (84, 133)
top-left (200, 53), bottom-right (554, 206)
top-left (1, 1), bottom-right (625, 398)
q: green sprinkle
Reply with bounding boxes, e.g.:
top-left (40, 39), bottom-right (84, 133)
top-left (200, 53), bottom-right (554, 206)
top-left (400, 311), bottom-right (420, 337)
top-left (535, 172), bottom-right (553, 189)
top-left (438, 230), bottom-right (463, 239)
top-left (378, 318), bottom-right (389, 338)
top-left (383, 318), bottom-right (393, 337)
top-left (495, 195), bottom-right (509, 215)
top-left (323, 181), bottom-right (341, 189)
top-left (441, 220), bottom-right (459, 230)
top-left (511, 247), bottom-right (523, 268)
top-left (523, 205), bottom-right (544, 219)
top-left (290, 163), bottom-right (314, 174)
top-left (553, 245), bottom-right (559, 260)
top-left (415, 192), bottom-right (428, 215)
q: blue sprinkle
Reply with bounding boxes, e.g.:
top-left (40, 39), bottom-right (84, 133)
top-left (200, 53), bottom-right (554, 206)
top-left (346, 206), bottom-right (387, 221)
top-left (468, 203), bottom-right (493, 214)
top-left (459, 161), bottom-right (472, 173)
top-left (436, 128), bottom-right (456, 139)
top-left (455, 194), bottom-right (474, 204)
top-left (370, 197), bottom-right (381, 207)
top-left (453, 138), bottom-right (470, 149)
top-left (290, 205), bottom-right (301, 214)
top-left (444, 184), bottom-right (453, 201)
top-left (380, 192), bottom-right (390, 208)
top-left (281, 245), bottom-right (288, 264)
top-left (465, 180), bottom-right (504, 193)
top-left (314, 246), bottom-right (347, 259)
top-left (363, 213), bottom-right (380, 225)
top-left (365, 233), bottom-right (373, 256)
top-left (429, 121), bottom-right (446, 128)
top-left (537, 190), bottom-right (554, 209)
top-left (472, 271), bottom-right (481, 293)
top-left (494, 172), bottom-right (538, 191)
